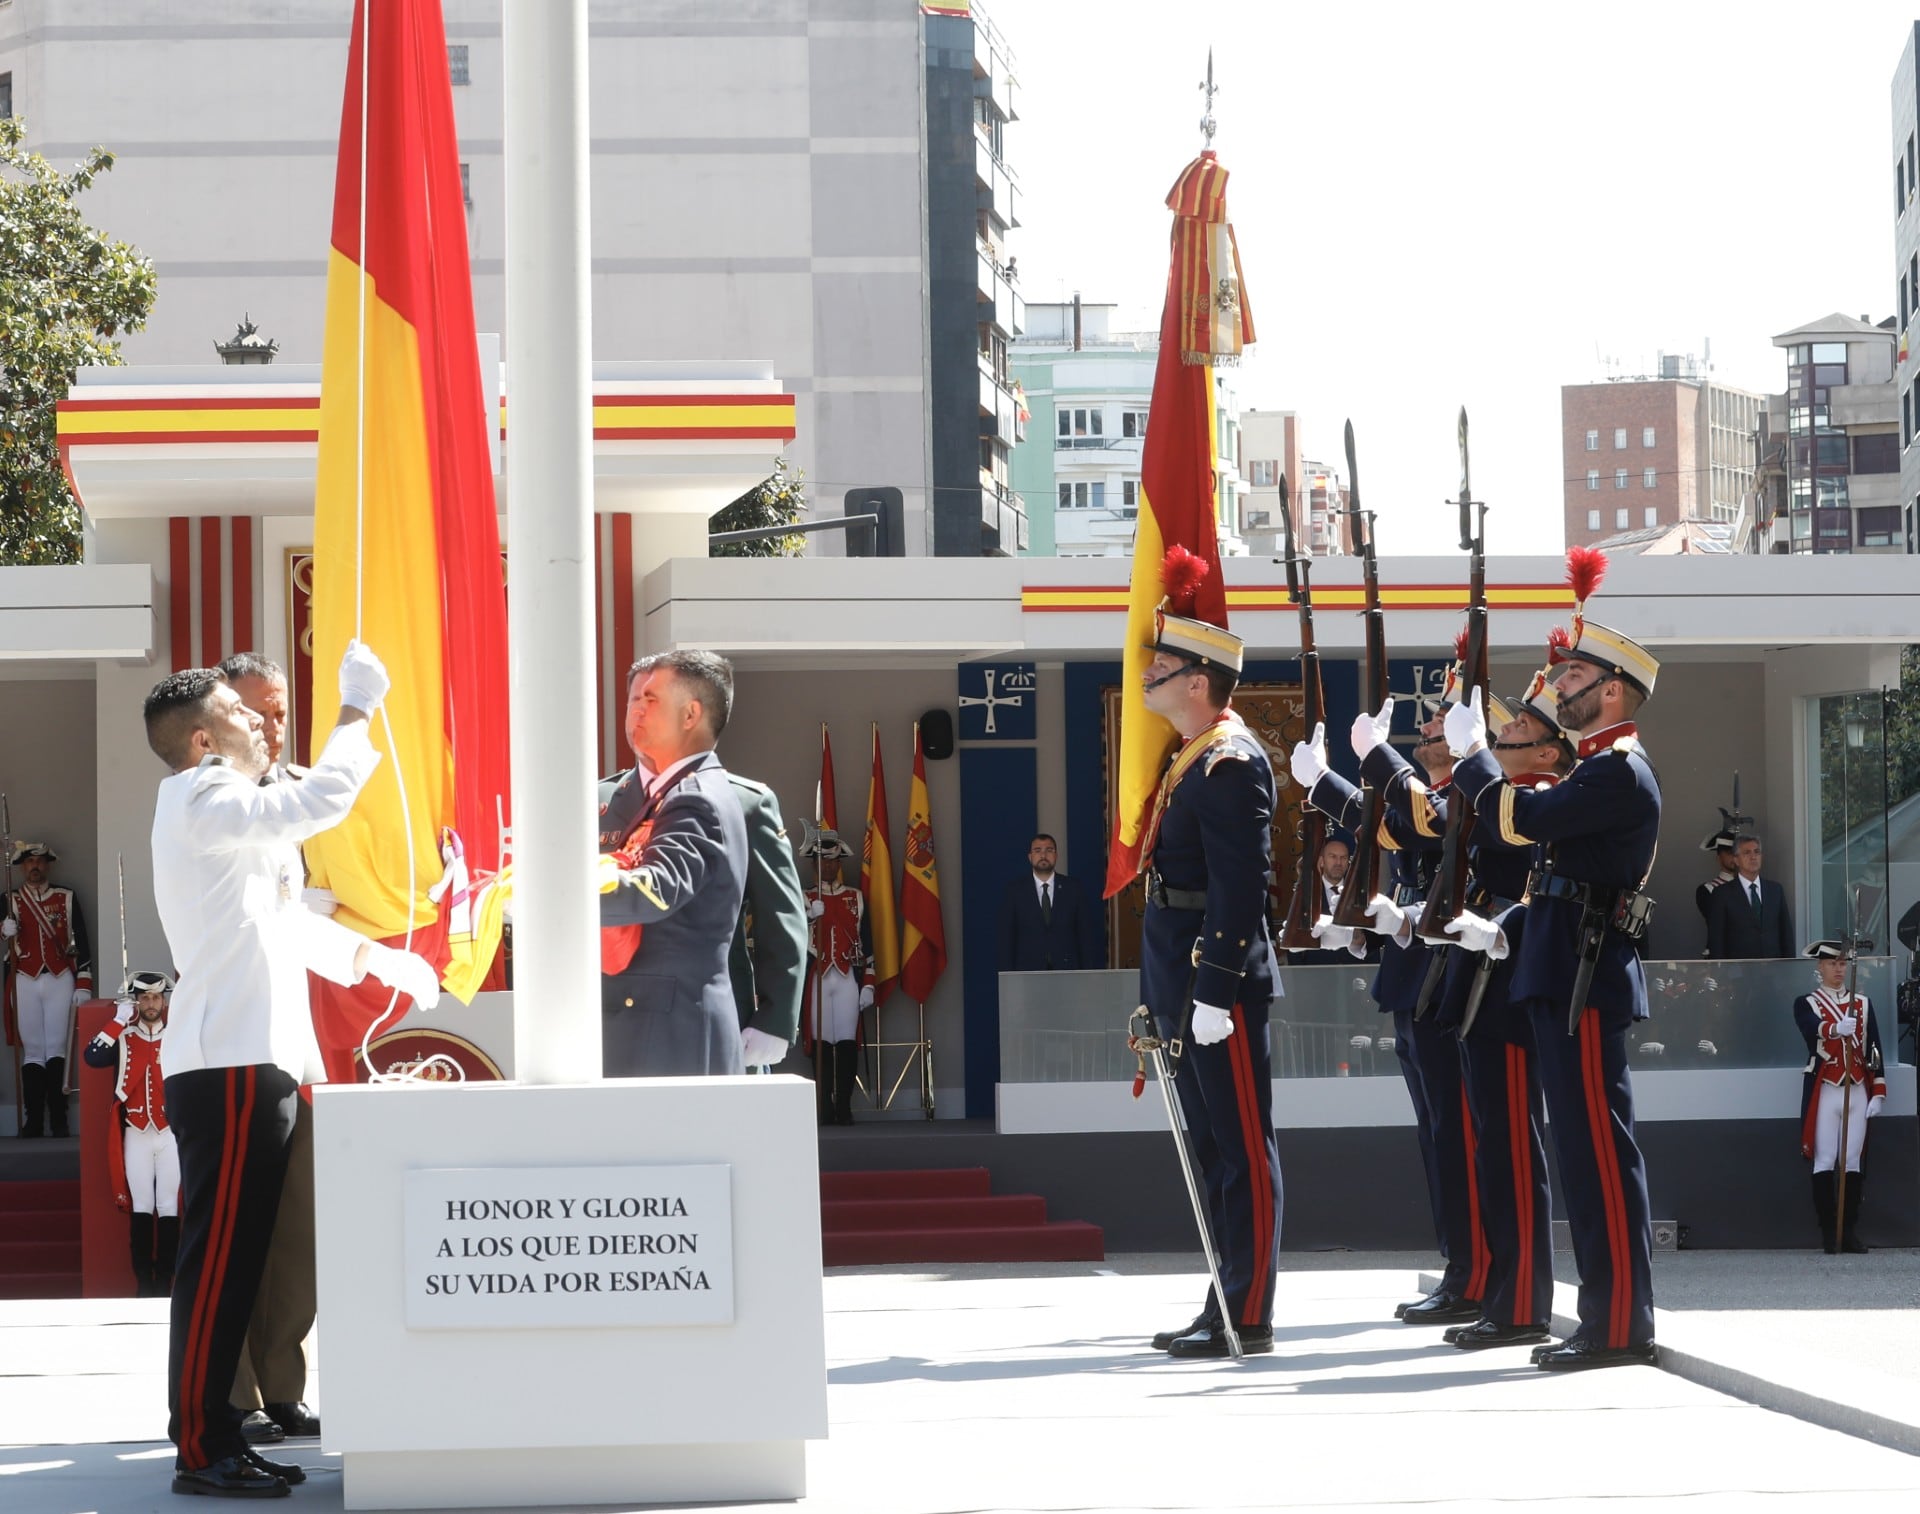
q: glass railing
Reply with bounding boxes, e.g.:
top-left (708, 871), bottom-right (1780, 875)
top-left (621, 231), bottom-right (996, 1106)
top-left (997, 957), bottom-right (1907, 1084)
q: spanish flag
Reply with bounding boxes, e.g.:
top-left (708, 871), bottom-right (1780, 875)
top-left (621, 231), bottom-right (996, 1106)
top-left (899, 721), bottom-right (947, 1003)
top-left (302, 0), bottom-right (511, 1073)
top-left (1104, 150), bottom-right (1253, 898)
top-left (862, 724), bottom-right (901, 1004)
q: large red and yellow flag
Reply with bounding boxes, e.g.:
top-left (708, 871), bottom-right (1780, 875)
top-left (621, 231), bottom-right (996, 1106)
top-left (899, 722), bottom-right (947, 1003)
top-left (1104, 150), bottom-right (1253, 899)
top-left (862, 724), bottom-right (901, 1004)
top-left (303, 0), bottom-right (511, 1069)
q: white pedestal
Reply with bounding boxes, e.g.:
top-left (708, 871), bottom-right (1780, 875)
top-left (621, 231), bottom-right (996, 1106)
top-left (314, 1076), bottom-right (827, 1510)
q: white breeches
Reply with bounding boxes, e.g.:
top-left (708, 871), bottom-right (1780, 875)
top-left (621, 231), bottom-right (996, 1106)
top-left (816, 967), bottom-right (862, 1044)
top-left (17, 970), bottom-right (74, 1064)
top-left (124, 1122), bottom-right (180, 1216)
top-left (1811, 1082), bottom-right (1869, 1173)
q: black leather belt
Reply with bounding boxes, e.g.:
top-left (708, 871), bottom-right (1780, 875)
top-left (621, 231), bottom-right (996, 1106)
top-left (1527, 870), bottom-right (1592, 905)
top-left (1146, 870), bottom-right (1207, 911)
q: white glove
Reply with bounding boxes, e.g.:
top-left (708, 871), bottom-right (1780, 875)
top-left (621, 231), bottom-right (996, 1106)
top-left (0, 917), bottom-right (15, 938)
top-left (1867, 1095), bottom-right (1885, 1118)
top-left (1639, 1041), bottom-right (1666, 1056)
top-left (303, 886), bottom-right (340, 916)
top-left (1834, 1014), bottom-right (1858, 1037)
top-left (1703, 976), bottom-right (1719, 992)
top-left (807, 898), bottom-right (825, 919)
top-left (72, 987), bottom-right (93, 1009)
top-left (1351, 698), bottom-right (1394, 762)
top-left (361, 940), bottom-right (441, 1011)
top-left (1364, 893), bottom-right (1408, 939)
top-left (1288, 724), bottom-right (1328, 792)
top-left (1190, 1003), bottom-right (1235, 1046)
top-left (1443, 910), bottom-right (1506, 958)
top-left (1444, 686), bottom-right (1486, 758)
top-left (740, 1026), bottom-right (787, 1067)
top-left (858, 985), bottom-right (875, 1011)
top-left (1349, 1034), bottom-right (1372, 1051)
top-left (114, 998), bottom-right (136, 1026)
top-left (338, 638), bottom-right (391, 714)
top-left (1310, 916), bottom-right (1356, 951)
top-left (1696, 1039), bottom-right (1718, 1056)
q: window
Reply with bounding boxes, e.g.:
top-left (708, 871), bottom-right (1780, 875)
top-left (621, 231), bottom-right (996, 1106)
top-left (1584, 429), bottom-right (1598, 451)
top-left (1091, 481), bottom-right (1106, 510)
top-left (448, 44), bottom-right (470, 85)
top-left (1123, 479), bottom-right (1138, 512)
top-left (1855, 433), bottom-right (1898, 474)
top-left (1249, 459), bottom-right (1276, 487)
top-left (1615, 507), bottom-right (1629, 529)
top-left (1644, 506), bottom-right (1658, 528)
top-left (1614, 468), bottom-right (1628, 489)
top-left (1586, 509), bottom-right (1601, 531)
top-left (1613, 428), bottom-right (1627, 449)
top-left (1901, 158), bottom-right (1909, 217)
top-left (1057, 483), bottom-right (1071, 510)
top-left (1586, 469), bottom-right (1600, 491)
top-left (1858, 506), bottom-right (1901, 547)
top-left (1056, 407), bottom-right (1103, 447)
top-left (459, 161), bottom-right (472, 209)
top-left (0, 71), bottom-right (10, 119)
top-left (1642, 467), bottom-right (1656, 488)
top-left (1122, 408), bottom-right (1149, 438)
top-left (1642, 426), bottom-right (1655, 447)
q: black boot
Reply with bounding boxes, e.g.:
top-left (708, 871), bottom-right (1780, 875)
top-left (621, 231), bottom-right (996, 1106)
top-left (128, 1212), bottom-right (156, 1297)
top-left (1841, 1171), bottom-right (1868, 1253)
top-left (44, 1058), bottom-right (69, 1137)
top-left (832, 1042), bottom-right (859, 1126)
top-left (19, 1062), bottom-right (46, 1137)
top-left (155, 1215), bottom-right (180, 1296)
top-left (1812, 1170), bottom-right (1838, 1253)
top-left (816, 1047), bottom-right (835, 1126)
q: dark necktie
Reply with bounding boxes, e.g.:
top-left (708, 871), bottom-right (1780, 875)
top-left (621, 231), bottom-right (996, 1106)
top-left (1040, 882), bottom-right (1052, 926)
top-left (1749, 883), bottom-right (1762, 917)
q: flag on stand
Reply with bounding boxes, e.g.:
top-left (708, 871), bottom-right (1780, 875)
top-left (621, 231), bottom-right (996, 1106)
top-left (899, 721), bottom-right (947, 1003)
top-left (816, 722), bottom-right (839, 833)
top-left (302, 0), bottom-right (512, 1076)
top-left (1104, 149), bottom-right (1254, 899)
top-left (862, 724), bottom-right (901, 1004)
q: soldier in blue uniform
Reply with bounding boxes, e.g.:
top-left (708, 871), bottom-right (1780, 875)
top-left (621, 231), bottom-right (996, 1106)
top-left (1442, 615), bottom-right (1663, 1370)
top-left (1292, 685), bottom-right (1489, 1327)
top-left (1135, 607), bottom-right (1281, 1359)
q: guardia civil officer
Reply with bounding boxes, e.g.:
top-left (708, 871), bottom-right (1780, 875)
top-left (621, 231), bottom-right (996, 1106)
top-left (1441, 573), bottom-right (1662, 1370)
top-left (1137, 607), bottom-right (1281, 1359)
top-left (1794, 940), bottom-right (1888, 1253)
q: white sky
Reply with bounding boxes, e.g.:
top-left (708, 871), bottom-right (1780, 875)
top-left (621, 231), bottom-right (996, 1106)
top-left (990, 0), bottom-right (1920, 554)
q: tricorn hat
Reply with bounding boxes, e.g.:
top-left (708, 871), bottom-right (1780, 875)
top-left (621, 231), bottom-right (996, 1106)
top-left (122, 969), bottom-right (176, 997)
top-left (800, 827), bottom-right (853, 860)
top-left (9, 841), bottom-right (55, 865)
top-left (1803, 939), bottom-right (1849, 961)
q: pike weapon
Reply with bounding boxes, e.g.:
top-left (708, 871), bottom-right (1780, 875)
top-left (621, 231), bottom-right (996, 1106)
top-left (1833, 882), bottom-right (1869, 1252)
top-left (2, 794), bottom-right (18, 1132)
top-left (1128, 996), bottom-right (1243, 1361)
top-left (1276, 474), bottom-right (1326, 953)
top-left (1414, 409), bottom-right (1488, 974)
top-left (1330, 421), bottom-right (1389, 929)
top-left (117, 853), bottom-right (129, 1002)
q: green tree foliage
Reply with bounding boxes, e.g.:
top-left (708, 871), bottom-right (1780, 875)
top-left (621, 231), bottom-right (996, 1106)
top-left (1817, 643), bottom-right (1920, 847)
top-left (709, 457), bottom-right (806, 558)
top-left (0, 118), bottom-right (157, 563)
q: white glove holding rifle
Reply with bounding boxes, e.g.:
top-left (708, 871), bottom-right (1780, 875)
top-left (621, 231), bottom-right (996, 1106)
top-left (1351, 699), bottom-right (1393, 762)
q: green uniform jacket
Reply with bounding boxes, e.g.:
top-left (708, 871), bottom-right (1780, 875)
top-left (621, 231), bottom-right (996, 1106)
top-left (726, 776), bottom-right (809, 1042)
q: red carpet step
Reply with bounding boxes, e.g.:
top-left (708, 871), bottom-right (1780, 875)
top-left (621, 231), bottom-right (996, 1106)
top-left (820, 1167), bottom-right (1104, 1266)
top-left (0, 1178), bottom-right (83, 1300)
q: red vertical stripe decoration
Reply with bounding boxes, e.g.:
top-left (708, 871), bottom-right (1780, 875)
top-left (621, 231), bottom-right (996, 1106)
top-left (611, 512), bottom-right (635, 753)
top-left (198, 517), bottom-right (222, 666)
top-left (230, 516), bottom-right (254, 654)
top-left (1459, 1082), bottom-right (1490, 1300)
top-left (1579, 1010), bottom-right (1633, 1349)
top-left (594, 520), bottom-right (608, 772)
top-left (1226, 1027), bottom-right (1273, 1326)
top-left (168, 517), bottom-right (192, 671)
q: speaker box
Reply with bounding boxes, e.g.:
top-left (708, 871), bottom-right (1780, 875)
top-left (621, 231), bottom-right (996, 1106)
top-left (919, 709), bottom-right (955, 760)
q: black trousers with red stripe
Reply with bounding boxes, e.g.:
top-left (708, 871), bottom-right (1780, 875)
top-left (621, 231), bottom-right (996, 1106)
top-left (1459, 1030), bottom-right (1554, 1330)
top-left (1402, 1008), bottom-right (1489, 1302)
top-left (1158, 1004), bottom-right (1281, 1331)
top-left (1532, 1006), bottom-right (1654, 1349)
top-left (164, 1064), bottom-right (300, 1469)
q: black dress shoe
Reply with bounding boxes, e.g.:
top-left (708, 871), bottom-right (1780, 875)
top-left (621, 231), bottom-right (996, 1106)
top-left (1400, 1292), bottom-right (1481, 1325)
top-left (1392, 1293), bottom-right (1433, 1320)
top-left (1152, 1313), bottom-right (1221, 1351)
top-left (1441, 1318), bottom-right (1486, 1344)
top-left (1166, 1323), bottom-right (1274, 1358)
top-left (171, 1454), bottom-right (290, 1498)
top-left (1452, 1318), bottom-right (1552, 1351)
top-left (238, 1412), bottom-right (284, 1446)
top-left (262, 1401), bottom-right (320, 1437)
top-left (1535, 1337), bottom-right (1657, 1371)
top-left (1842, 1235), bottom-right (1870, 1254)
top-left (241, 1449), bottom-right (306, 1486)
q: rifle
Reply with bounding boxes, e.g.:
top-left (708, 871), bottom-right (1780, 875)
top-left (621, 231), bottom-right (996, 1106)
top-left (1414, 408), bottom-right (1488, 967)
top-left (1330, 421), bottom-right (1387, 929)
top-left (1833, 883), bottom-right (1870, 1252)
top-left (1275, 473), bottom-right (1326, 952)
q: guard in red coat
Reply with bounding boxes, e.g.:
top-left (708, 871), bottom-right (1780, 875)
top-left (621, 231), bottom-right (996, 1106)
top-left (801, 830), bottom-right (873, 1125)
top-left (1794, 940), bottom-right (1888, 1254)
top-left (4, 841), bottom-right (94, 1137)
top-left (82, 970), bottom-right (180, 1295)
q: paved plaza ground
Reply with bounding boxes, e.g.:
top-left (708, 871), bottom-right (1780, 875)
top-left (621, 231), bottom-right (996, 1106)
top-left (4, 1249), bottom-right (1917, 1514)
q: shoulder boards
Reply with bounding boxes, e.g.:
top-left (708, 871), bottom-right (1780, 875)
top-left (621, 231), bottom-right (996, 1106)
top-left (1204, 745), bottom-right (1250, 776)
top-left (1410, 781), bottom-right (1441, 838)
top-left (1497, 785), bottom-right (1535, 847)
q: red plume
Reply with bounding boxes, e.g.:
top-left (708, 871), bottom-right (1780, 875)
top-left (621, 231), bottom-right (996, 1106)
top-left (1160, 544), bottom-right (1209, 616)
top-left (1546, 624), bottom-right (1573, 666)
top-left (1565, 546), bottom-right (1608, 606)
top-left (1452, 627), bottom-right (1469, 663)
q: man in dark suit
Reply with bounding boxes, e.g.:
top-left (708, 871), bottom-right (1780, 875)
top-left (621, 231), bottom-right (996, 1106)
top-left (1705, 834), bottom-right (1793, 960)
top-left (599, 650), bottom-right (750, 1076)
top-left (726, 775), bottom-right (810, 1067)
top-left (996, 833), bottom-right (1099, 972)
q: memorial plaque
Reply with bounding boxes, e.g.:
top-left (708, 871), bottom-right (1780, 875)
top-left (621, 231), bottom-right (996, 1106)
top-left (403, 1165), bottom-right (734, 1329)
